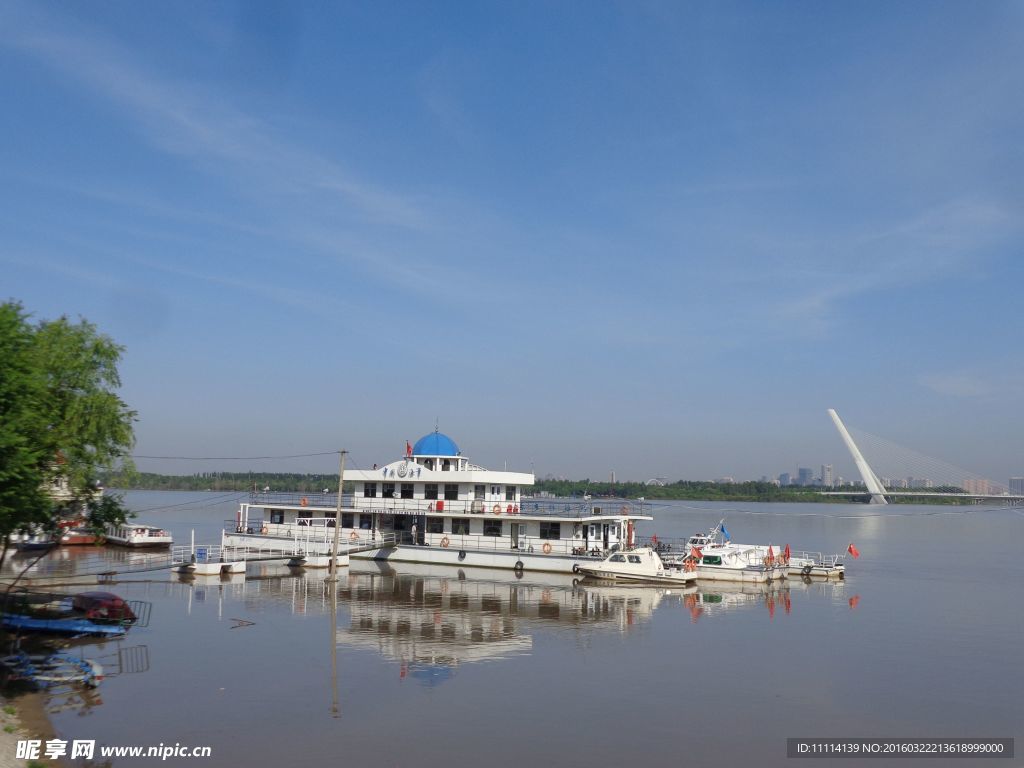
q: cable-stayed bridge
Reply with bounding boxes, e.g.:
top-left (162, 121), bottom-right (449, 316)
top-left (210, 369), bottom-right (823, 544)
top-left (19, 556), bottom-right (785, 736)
top-left (823, 409), bottom-right (1021, 504)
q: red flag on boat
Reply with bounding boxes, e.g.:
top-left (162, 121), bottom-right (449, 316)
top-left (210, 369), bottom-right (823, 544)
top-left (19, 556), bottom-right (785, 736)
top-left (784, 543), bottom-right (791, 562)
top-left (406, 440), bottom-right (412, 456)
top-left (847, 543), bottom-right (860, 559)
top-left (767, 545), bottom-right (775, 564)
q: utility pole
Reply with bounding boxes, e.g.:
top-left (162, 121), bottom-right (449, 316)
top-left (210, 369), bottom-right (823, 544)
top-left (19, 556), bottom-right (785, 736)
top-left (328, 449), bottom-right (347, 579)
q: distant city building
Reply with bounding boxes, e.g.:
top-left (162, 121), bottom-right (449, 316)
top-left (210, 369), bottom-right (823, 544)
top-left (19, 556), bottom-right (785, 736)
top-left (1009, 478), bottom-right (1024, 495)
top-left (962, 478), bottom-right (991, 495)
top-left (821, 464), bottom-right (834, 487)
top-left (778, 472), bottom-right (791, 486)
top-left (797, 467), bottom-right (813, 486)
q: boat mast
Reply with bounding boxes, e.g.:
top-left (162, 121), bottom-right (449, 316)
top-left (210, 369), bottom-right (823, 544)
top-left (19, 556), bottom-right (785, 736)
top-left (328, 449), bottom-right (347, 579)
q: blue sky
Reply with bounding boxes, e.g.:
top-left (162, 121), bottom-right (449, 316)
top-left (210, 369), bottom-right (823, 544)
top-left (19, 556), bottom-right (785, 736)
top-left (2, 1), bottom-right (1022, 483)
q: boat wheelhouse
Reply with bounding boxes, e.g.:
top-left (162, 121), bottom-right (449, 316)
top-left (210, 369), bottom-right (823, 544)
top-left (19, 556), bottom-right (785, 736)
top-left (222, 431), bottom-right (652, 574)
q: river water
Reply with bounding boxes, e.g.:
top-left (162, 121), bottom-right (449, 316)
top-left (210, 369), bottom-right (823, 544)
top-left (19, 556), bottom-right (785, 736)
top-left (11, 492), bottom-right (1023, 766)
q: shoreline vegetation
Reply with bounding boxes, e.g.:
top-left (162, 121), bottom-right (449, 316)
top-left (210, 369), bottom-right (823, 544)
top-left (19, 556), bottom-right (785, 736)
top-left (101, 472), bottom-right (972, 504)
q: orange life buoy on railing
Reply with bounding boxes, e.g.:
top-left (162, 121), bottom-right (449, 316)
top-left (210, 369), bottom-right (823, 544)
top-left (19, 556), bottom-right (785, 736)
top-left (507, 504), bottom-right (513, 514)
top-left (542, 542), bottom-right (552, 555)
top-left (261, 526), bottom-right (268, 535)
top-left (620, 505), bottom-right (629, 515)
top-left (349, 531), bottom-right (358, 541)
top-left (300, 497), bottom-right (308, 507)
top-left (492, 504), bottom-right (501, 514)
top-left (513, 505), bottom-right (518, 514)
top-left (441, 536), bottom-right (450, 548)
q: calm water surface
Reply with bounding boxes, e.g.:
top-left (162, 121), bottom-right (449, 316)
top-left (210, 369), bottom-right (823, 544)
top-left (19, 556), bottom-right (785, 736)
top-left (14, 492), bottom-right (1024, 767)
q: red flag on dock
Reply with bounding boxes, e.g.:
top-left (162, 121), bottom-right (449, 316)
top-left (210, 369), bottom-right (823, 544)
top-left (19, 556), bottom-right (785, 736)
top-left (847, 543), bottom-right (860, 559)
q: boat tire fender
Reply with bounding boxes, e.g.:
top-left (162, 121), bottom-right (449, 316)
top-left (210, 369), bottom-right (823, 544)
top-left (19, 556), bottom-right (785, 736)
top-left (514, 560), bottom-right (524, 572)
top-left (458, 550), bottom-right (467, 561)
top-left (802, 564), bottom-right (813, 576)
top-left (572, 564), bottom-right (581, 574)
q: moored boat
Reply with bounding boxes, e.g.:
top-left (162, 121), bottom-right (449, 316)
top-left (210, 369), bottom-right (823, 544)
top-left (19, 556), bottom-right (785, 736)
top-left (681, 521), bottom-right (845, 579)
top-left (576, 547), bottom-right (698, 586)
top-left (223, 430), bottom-right (651, 574)
top-left (104, 523), bottom-right (172, 548)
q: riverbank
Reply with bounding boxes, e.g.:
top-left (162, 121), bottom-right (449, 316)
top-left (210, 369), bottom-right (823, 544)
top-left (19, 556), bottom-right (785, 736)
top-left (0, 690), bottom-right (57, 767)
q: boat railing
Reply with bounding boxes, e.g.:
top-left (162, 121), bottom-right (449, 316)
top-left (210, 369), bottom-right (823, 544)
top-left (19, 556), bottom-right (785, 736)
top-left (792, 551), bottom-right (844, 567)
top-left (245, 493), bottom-right (652, 520)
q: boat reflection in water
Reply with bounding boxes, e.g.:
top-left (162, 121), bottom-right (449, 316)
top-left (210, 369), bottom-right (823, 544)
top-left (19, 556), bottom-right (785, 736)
top-left (331, 562), bottom-right (696, 681)
top-left (685, 577), bottom-right (846, 623)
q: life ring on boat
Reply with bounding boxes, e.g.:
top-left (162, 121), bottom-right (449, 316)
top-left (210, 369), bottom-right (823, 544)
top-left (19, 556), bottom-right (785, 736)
top-left (300, 497), bottom-right (308, 507)
top-left (542, 542), bottom-right (552, 555)
top-left (349, 531), bottom-right (359, 541)
top-left (512, 505), bottom-right (519, 514)
top-left (620, 505), bottom-right (628, 515)
top-left (261, 526), bottom-right (268, 535)
top-left (507, 504), bottom-right (513, 514)
top-left (493, 504), bottom-right (501, 514)
top-left (441, 536), bottom-right (450, 548)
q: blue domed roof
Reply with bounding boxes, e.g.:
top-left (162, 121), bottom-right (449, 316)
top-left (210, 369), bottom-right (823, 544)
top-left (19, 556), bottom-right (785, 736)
top-left (413, 432), bottom-right (460, 457)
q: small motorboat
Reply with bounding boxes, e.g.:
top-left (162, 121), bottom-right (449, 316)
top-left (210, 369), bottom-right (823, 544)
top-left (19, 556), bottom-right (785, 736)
top-left (575, 547), bottom-right (698, 586)
top-left (59, 528), bottom-right (100, 546)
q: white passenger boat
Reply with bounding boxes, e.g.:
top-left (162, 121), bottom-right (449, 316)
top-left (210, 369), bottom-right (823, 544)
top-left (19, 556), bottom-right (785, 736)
top-left (689, 543), bottom-right (787, 583)
top-left (222, 430), bottom-right (651, 575)
top-left (575, 547), bottom-right (698, 586)
top-left (104, 523), bottom-right (173, 549)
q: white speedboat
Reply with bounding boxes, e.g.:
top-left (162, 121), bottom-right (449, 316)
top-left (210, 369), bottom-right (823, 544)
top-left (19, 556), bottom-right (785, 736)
top-left (575, 547), bottom-right (698, 586)
top-left (104, 523), bottom-right (173, 549)
top-left (681, 520), bottom-right (843, 579)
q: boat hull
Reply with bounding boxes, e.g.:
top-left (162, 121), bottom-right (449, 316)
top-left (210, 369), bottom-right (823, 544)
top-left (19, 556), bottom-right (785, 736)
top-left (694, 564), bottom-right (788, 583)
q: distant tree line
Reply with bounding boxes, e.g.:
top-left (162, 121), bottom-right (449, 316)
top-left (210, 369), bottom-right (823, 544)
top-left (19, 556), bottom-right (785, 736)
top-left (102, 471), bottom-right (340, 493)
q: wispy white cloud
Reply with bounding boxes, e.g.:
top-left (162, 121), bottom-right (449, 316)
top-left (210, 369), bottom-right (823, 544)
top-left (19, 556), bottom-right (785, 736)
top-left (918, 372), bottom-right (995, 398)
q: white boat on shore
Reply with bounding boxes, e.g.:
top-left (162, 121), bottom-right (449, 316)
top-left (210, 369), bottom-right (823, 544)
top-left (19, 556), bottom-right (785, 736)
top-left (104, 523), bottom-right (172, 549)
top-left (222, 430), bottom-right (651, 575)
top-left (576, 547), bottom-right (698, 586)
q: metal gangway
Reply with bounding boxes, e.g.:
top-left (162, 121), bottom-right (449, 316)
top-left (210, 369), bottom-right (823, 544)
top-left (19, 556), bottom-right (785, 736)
top-left (171, 533), bottom-right (398, 574)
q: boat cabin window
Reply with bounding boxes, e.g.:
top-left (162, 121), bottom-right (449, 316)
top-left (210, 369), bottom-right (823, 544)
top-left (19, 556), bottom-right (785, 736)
top-left (424, 484), bottom-right (438, 500)
top-left (505, 485), bottom-right (516, 501)
top-left (363, 483), bottom-right (377, 498)
top-left (359, 515), bottom-right (372, 530)
top-left (442, 459), bottom-right (451, 471)
top-left (490, 485), bottom-right (501, 497)
top-left (270, 510), bottom-right (285, 524)
top-left (452, 518), bottom-right (470, 535)
top-left (341, 513), bottom-right (354, 528)
top-left (483, 519), bottom-right (502, 537)
top-left (382, 483), bottom-right (395, 499)
top-left (401, 483), bottom-right (414, 499)
top-left (610, 554), bottom-right (626, 562)
top-left (424, 459), bottom-right (434, 470)
top-left (702, 555), bottom-right (722, 565)
top-left (444, 483), bottom-right (459, 501)
top-left (539, 522), bottom-right (561, 540)
top-left (627, 555), bottom-right (642, 564)
top-left (427, 518), bottom-right (444, 534)
top-left (474, 484), bottom-right (485, 500)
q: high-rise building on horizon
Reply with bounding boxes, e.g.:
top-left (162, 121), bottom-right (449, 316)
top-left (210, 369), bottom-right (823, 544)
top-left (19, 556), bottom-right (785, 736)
top-left (797, 467), bottom-right (813, 486)
top-left (821, 464), bottom-right (833, 487)
top-left (1009, 478), bottom-right (1024, 495)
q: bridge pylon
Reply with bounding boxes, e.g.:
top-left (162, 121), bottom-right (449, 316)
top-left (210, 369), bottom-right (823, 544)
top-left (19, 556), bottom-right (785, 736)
top-left (827, 409), bottom-right (888, 505)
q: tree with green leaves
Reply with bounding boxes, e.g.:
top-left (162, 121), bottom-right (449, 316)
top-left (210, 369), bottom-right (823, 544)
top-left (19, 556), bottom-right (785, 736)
top-left (0, 301), bottom-right (136, 573)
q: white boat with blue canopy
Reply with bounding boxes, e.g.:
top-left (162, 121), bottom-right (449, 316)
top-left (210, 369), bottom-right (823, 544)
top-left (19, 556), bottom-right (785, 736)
top-left (222, 430), bottom-right (652, 575)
